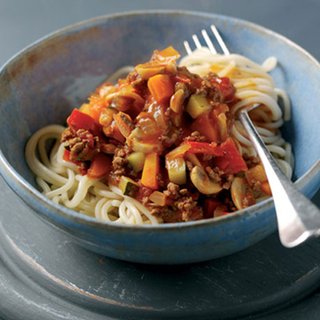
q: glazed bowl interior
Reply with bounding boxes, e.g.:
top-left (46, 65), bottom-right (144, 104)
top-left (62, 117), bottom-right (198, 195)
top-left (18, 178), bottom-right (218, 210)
top-left (0, 11), bottom-right (319, 264)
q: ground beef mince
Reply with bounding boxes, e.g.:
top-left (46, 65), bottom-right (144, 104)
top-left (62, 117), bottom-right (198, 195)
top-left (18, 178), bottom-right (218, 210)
top-left (149, 183), bottom-right (203, 222)
top-left (112, 146), bottom-right (129, 178)
top-left (61, 128), bottom-right (100, 161)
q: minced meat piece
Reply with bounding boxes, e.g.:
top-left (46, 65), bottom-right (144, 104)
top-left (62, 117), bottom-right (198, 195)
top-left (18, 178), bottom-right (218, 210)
top-left (112, 146), bottom-right (129, 177)
top-left (205, 166), bottom-right (223, 183)
top-left (163, 182), bottom-right (180, 200)
top-left (150, 183), bottom-right (203, 222)
top-left (175, 196), bottom-right (203, 222)
top-left (61, 128), bottom-right (100, 161)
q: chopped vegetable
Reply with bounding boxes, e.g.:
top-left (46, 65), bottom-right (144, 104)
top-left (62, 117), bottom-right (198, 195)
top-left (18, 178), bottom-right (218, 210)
top-left (63, 149), bottom-right (71, 162)
top-left (88, 103), bottom-right (106, 123)
top-left (99, 107), bottom-right (117, 127)
top-left (113, 111), bottom-right (134, 138)
top-left (230, 177), bottom-right (255, 210)
top-left (137, 112), bottom-right (161, 138)
top-left (130, 138), bottom-right (161, 154)
top-left (186, 94), bottom-right (211, 118)
top-left (190, 166), bottom-right (222, 195)
top-left (166, 143), bottom-right (191, 159)
top-left (213, 138), bottom-right (248, 174)
top-left (147, 74), bottom-right (174, 104)
top-left (127, 152), bottom-right (146, 173)
top-left (245, 164), bottom-right (267, 184)
top-left (103, 121), bottom-right (126, 143)
top-left (156, 46), bottom-right (180, 60)
top-left (203, 198), bottom-right (221, 218)
top-left (119, 176), bottom-right (139, 196)
top-left (149, 191), bottom-right (169, 206)
top-left (166, 158), bottom-right (187, 185)
top-left (170, 88), bottom-right (185, 113)
top-left (217, 113), bottom-right (228, 141)
top-left (185, 141), bottom-right (221, 156)
top-left (185, 154), bottom-right (202, 167)
top-left (141, 152), bottom-right (160, 189)
top-left (87, 153), bottom-right (112, 179)
top-left (135, 64), bottom-right (166, 80)
top-left (211, 76), bottom-right (235, 103)
top-left (67, 109), bottom-right (101, 136)
top-left (191, 112), bottom-right (219, 142)
top-left (261, 181), bottom-right (272, 195)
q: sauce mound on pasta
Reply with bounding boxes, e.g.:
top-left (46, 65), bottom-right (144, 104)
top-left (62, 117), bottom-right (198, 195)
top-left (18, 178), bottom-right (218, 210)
top-left (59, 46), bottom-right (273, 222)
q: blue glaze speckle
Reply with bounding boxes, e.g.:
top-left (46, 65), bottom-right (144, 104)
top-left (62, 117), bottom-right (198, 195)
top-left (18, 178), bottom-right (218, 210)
top-left (0, 11), bottom-right (319, 264)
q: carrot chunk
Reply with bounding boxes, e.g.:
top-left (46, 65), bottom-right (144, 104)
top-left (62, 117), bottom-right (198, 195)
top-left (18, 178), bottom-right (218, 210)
top-left (147, 74), bottom-right (174, 104)
top-left (141, 152), bottom-right (160, 189)
top-left (87, 153), bottom-right (113, 179)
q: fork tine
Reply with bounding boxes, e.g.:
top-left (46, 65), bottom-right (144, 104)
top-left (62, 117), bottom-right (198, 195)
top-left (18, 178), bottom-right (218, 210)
top-left (183, 41), bottom-right (192, 55)
top-left (201, 29), bottom-right (217, 54)
top-left (192, 34), bottom-right (202, 49)
top-left (210, 25), bottom-right (230, 55)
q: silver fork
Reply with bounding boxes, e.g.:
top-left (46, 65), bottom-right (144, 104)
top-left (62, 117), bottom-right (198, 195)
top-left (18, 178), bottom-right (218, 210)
top-left (184, 25), bottom-right (320, 248)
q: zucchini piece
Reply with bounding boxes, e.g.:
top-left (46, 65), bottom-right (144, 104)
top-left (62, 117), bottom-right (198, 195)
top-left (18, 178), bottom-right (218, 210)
top-left (166, 158), bottom-right (187, 185)
top-left (127, 152), bottom-right (146, 173)
top-left (119, 176), bottom-right (139, 196)
top-left (186, 94), bottom-right (211, 119)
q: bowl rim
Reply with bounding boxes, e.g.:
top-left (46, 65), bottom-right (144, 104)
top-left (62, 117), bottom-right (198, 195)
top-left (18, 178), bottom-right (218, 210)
top-left (0, 9), bottom-right (319, 232)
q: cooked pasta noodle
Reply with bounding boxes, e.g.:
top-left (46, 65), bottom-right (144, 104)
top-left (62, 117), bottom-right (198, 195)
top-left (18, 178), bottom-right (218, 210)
top-left (25, 48), bottom-right (293, 224)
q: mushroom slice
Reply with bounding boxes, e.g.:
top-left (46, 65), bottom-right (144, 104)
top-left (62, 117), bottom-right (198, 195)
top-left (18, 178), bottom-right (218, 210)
top-left (231, 177), bottom-right (256, 210)
top-left (190, 166), bottom-right (222, 195)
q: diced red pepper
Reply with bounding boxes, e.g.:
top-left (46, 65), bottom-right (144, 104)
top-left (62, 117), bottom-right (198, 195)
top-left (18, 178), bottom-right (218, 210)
top-left (191, 112), bottom-right (219, 143)
top-left (63, 149), bottom-right (82, 165)
top-left (210, 76), bottom-right (235, 103)
top-left (185, 141), bottom-right (222, 156)
top-left (63, 149), bottom-right (71, 162)
top-left (203, 198), bottom-right (221, 218)
top-left (213, 138), bottom-right (248, 174)
top-left (87, 153), bottom-right (113, 179)
top-left (67, 108), bottom-right (101, 136)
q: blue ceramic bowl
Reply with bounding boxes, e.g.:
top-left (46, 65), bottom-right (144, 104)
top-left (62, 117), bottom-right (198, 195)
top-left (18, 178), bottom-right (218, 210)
top-left (0, 11), bottom-right (319, 264)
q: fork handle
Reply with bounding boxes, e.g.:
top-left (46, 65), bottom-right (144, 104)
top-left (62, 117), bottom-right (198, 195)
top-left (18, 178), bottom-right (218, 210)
top-left (239, 109), bottom-right (320, 247)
